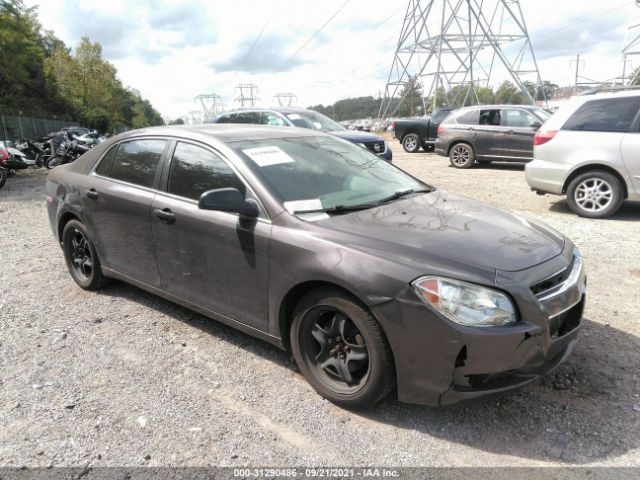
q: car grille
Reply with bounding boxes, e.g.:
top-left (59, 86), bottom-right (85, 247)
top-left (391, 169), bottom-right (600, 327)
top-left (548, 297), bottom-right (583, 339)
top-left (530, 255), bottom-right (576, 299)
top-left (364, 141), bottom-right (385, 155)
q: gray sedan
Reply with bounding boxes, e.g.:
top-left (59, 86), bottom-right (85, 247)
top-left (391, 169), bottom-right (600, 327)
top-left (45, 125), bottom-right (585, 408)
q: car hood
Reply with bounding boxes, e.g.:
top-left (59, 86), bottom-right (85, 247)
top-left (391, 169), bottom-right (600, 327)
top-left (316, 190), bottom-right (564, 272)
top-left (331, 130), bottom-right (385, 143)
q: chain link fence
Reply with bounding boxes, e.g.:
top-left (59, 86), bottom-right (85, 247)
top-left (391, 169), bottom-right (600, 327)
top-left (0, 114), bottom-right (77, 142)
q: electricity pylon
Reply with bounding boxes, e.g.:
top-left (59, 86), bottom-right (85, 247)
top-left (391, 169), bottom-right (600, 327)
top-left (378, 0), bottom-right (546, 119)
top-left (273, 93), bottom-right (298, 107)
top-left (235, 84), bottom-right (260, 107)
top-left (195, 94), bottom-right (225, 122)
top-left (622, 0), bottom-right (640, 84)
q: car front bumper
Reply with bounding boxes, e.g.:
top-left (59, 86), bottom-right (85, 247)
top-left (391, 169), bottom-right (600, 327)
top-left (372, 246), bottom-right (586, 407)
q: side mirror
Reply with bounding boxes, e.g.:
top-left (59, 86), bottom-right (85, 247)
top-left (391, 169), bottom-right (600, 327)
top-left (198, 188), bottom-right (259, 218)
top-left (530, 121), bottom-right (542, 130)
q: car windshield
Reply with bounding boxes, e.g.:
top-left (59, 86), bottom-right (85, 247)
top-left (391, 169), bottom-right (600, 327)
top-left (285, 111), bottom-right (345, 132)
top-left (230, 136), bottom-right (428, 213)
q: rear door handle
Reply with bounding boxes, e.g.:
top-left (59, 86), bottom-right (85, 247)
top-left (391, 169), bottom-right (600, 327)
top-left (154, 208), bottom-right (176, 224)
top-left (86, 189), bottom-right (98, 200)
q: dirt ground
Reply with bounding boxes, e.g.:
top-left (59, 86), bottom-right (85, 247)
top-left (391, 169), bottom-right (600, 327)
top-left (0, 142), bottom-right (639, 468)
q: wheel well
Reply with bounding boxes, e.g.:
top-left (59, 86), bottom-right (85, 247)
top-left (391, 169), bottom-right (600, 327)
top-left (278, 281), bottom-right (366, 351)
top-left (562, 164), bottom-right (628, 198)
top-left (57, 212), bottom-right (80, 244)
top-left (447, 140), bottom-right (473, 156)
top-left (401, 130), bottom-right (419, 141)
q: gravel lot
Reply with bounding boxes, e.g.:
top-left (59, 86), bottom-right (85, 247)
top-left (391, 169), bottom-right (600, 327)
top-left (1, 142), bottom-right (639, 468)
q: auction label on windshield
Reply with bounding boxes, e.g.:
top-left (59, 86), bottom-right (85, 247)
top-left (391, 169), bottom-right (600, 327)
top-left (243, 146), bottom-right (295, 167)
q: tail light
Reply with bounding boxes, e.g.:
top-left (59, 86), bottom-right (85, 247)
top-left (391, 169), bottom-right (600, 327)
top-left (437, 126), bottom-right (445, 136)
top-left (0, 148), bottom-right (8, 161)
top-left (391, 121), bottom-right (396, 131)
top-left (533, 130), bottom-right (557, 146)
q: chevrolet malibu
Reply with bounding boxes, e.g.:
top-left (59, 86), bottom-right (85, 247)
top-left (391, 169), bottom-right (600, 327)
top-left (46, 125), bottom-right (586, 409)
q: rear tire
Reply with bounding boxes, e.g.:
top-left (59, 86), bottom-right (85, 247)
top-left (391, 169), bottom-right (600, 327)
top-left (62, 220), bottom-right (110, 290)
top-left (449, 143), bottom-right (475, 168)
top-left (0, 168), bottom-right (6, 189)
top-left (290, 288), bottom-right (395, 409)
top-left (402, 134), bottom-right (421, 153)
top-left (566, 170), bottom-right (624, 219)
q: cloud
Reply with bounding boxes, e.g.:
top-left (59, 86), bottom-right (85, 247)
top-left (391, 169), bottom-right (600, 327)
top-left (530, 12), bottom-right (627, 60)
top-left (147, 3), bottom-right (217, 47)
top-left (210, 32), bottom-right (313, 74)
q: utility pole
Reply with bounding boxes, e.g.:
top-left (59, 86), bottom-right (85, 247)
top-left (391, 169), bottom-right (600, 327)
top-left (570, 54), bottom-right (585, 94)
top-left (194, 94), bottom-right (225, 122)
top-left (272, 93), bottom-right (297, 107)
top-left (235, 84), bottom-right (260, 107)
top-left (379, 0), bottom-right (547, 120)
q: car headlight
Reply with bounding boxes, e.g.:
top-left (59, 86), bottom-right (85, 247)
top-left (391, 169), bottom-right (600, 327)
top-left (412, 276), bottom-right (517, 327)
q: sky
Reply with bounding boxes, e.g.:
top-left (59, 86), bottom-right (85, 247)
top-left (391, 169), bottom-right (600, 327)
top-left (24, 0), bottom-right (640, 119)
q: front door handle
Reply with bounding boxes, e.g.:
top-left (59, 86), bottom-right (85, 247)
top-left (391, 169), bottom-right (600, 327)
top-left (154, 208), bottom-right (176, 224)
top-left (86, 189), bottom-right (98, 200)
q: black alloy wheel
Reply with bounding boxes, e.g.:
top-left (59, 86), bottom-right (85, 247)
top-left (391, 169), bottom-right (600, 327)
top-left (62, 220), bottom-right (109, 290)
top-left (291, 289), bottom-right (395, 409)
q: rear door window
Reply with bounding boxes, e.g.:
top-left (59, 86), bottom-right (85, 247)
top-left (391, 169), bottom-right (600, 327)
top-left (562, 97), bottom-right (640, 133)
top-left (109, 139), bottom-right (167, 188)
top-left (95, 144), bottom-right (119, 176)
top-left (479, 109), bottom-right (501, 126)
top-left (168, 142), bottom-right (246, 201)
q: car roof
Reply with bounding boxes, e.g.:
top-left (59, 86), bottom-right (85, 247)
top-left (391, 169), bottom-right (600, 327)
top-left (458, 104), bottom-right (542, 111)
top-left (219, 107), bottom-right (313, 115)
top-left (110, 124), bottom-right (324, 143)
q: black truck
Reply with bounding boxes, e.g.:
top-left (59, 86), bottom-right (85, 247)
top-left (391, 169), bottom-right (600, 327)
top-left (393, 108), bottom-right (454, 153)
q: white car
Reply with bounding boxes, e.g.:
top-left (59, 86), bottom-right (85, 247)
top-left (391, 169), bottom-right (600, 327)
top-left (526, 89), bottom-right (640, 218)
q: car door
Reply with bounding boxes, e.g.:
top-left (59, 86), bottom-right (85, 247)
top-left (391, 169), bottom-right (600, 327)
top-left (475, 108), bottom-right (505, 158)
top-left (500, 108), bottom-right (539, 161)
top-left (82, 138), bottom-right (169, 286)
top-left (151, 141), bottom-right (271, 330)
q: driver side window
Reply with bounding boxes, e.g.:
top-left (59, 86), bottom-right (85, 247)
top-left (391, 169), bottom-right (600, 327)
top-left (168, 143), bottom-right (246, 201)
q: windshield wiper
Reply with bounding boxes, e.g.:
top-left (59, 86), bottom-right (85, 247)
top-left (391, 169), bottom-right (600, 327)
top-left (293, 203), bottom-right (378, 215)
top-left (292, 187), bottom-right (435, 215)
top-left (375, 187), bottom-right (435, 206)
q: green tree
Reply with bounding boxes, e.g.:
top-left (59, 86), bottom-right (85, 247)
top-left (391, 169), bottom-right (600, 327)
top-left (495, 81), bottom-right (525, 104)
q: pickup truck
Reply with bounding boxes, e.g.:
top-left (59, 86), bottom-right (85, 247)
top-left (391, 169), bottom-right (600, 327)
top-left (393, 108), bottom-right (454, 153)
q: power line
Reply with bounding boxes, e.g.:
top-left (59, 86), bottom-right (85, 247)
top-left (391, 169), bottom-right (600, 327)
top-left (287, 0), bottom-right (352, 62)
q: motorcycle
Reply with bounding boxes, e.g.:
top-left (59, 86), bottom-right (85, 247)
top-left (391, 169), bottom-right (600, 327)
top-left (45, 139), bottom-right (90, 169)
top-left (0, 142), bottom-right (9, 189)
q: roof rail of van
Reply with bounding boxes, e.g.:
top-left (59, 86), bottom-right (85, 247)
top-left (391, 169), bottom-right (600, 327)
top-left (579, 85), bottom-right (640, 95)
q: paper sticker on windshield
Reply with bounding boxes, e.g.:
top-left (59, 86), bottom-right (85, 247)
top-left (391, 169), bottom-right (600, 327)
top-left (283, 199), bottom-right (322, 214)
top-left (242, 146), bottom-right (295, 167)
top-left (287, 114), bottom-right (301, 120)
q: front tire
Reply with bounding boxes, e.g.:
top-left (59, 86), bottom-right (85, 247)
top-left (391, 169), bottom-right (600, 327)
top-left (290, 288), bottom-right (395, 409)
top-left (402, 133), bottom-right (421, 153)
top-left (62, 220), bottom-right (110, 290)
top-left (566, 170), bottom-right (623, 218)
top-left (45, 156), bottom-right (62, 169)
top-left (449, 143), bottom-right (475, 168)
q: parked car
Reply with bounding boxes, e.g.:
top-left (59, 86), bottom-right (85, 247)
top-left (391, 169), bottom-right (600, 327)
top-left (526, 89), bottom-right (640, 218)
top-left (213, 108), bottom-right (391, 161)
top-left (393, 108), bottom-right (454, 153)
top-left (435, 105), bottom-right (552, 168)
top-left (46, 125), bottom-right (585, 409)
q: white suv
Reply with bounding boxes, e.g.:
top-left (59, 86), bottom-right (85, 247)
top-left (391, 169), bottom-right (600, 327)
top-left (526, 90), bottom-right (640, 218)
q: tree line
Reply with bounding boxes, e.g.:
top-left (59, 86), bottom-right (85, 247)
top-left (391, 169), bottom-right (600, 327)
top-left (0, 0), bottom-right (164, 133)
top-left (310, 80), bottom-right (560, 121)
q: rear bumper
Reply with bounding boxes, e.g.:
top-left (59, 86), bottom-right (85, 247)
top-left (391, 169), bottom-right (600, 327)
top-left (525, 159), bottom-right (568, 195)
top-left (435, 147), bottom-right (447, 157)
